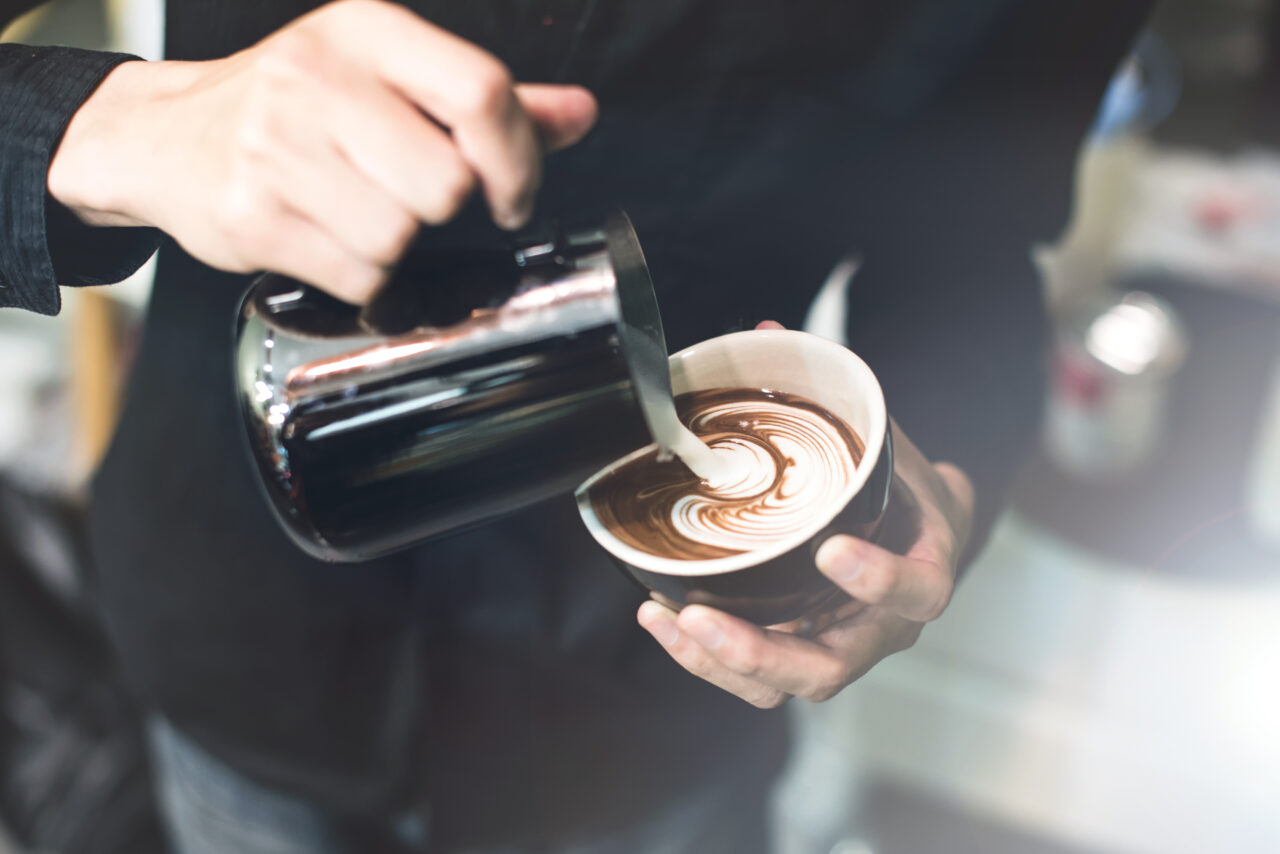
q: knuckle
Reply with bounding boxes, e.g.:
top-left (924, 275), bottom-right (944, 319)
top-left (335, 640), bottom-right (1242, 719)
top-left (454, 62), bottom-right (515, 118)
top-left (308, 0), bottom-right (353, 31)
top-left (365, 211), bottom-right (418, 266)
top-left (935, 529), bottom-right (960, 570)
top-left (254, 32), bottom-right (323, 84)
top-left (331, 262), bottom-right (384, 304)
top-left (663, 634), bottom-right (707, 672)
top-left (678, 650), bottom-right (717, 682)
top-left (862, 561), bottom-right (899, 603)
top-left (329, 0), bottom-right (371, 14)
top-left (748, 689), bottom-right (789, 710)
top-left (331, 0), bottom-right (394, 23)
top-left (806, 682), bottom-right (842, 704)
top-left (425, 166), bottom-right (476, 223)
top-left (725, 635), bottom-right (768, 679)
top-left (807, 663), bottom-right (853, 703)
top-left (920, 580), bottom-right (953, 622)
top-left (886, 622), bottom-right (923, 656)
top-left (898, 624), bottom-right (923, 652)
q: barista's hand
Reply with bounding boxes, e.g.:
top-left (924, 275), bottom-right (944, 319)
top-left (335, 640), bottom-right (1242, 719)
top-left (47, 0), bottom-right (597, 304)
top-left (637, 321), bottom-right (974, 708)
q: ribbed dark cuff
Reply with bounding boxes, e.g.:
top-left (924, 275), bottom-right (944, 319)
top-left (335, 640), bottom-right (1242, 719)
top-left (0, 46), bottom-right (162, 316)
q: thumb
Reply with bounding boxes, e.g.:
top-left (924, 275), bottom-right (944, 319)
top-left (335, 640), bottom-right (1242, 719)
top-left (516, 84), bottom-right (599, 152)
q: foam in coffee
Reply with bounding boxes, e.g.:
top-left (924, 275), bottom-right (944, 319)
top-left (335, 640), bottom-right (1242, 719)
top-left (587, 388), bottom-right (864, 560)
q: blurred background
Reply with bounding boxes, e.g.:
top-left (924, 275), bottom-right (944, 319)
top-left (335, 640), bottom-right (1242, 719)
top-left (1, 1), bottom-right (1278, 853)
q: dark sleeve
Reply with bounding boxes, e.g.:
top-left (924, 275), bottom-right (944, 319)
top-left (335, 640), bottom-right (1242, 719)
top-left (0, 45), bottom-right (162, 316)
top-left (847, 1), bottom-right (1153, 566)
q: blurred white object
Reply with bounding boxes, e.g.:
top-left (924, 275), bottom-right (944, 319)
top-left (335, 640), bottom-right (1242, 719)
top-left (0, 334), bottom-right (56, 465)
top-left (1115, 149), bottom-right (1280, 303)
top-left (1036, 134), bottom-right (1150, 312)
top-left (771, 699), bottom-right (864, 854)
top-left (1046, 291), bottom-right (1187, 478)
top-left (828, 840), bottom-right (875, 854)
top-left (108, 0), bottom-right (164, 59)
top-left (1038, 34), bottom-right (1178, 312)
top-left (847, 513), bottom-right (1280, 854)
top-left (1248, 346), bottom-right (1280, 549)
top-left (802, 256), bottom-right (857, 344)
top-left (0, 310), bottom-right (78, 491)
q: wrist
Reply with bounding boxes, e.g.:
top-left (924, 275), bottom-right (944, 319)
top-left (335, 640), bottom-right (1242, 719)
top-left (47, 58), bottom-right (203, 228)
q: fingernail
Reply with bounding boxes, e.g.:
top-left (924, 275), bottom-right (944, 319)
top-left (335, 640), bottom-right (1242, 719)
top-left (500, 208), bottom-right (530, 231)
top-left (683, 610), bottom-right (725, 651)
top-left (816, 538), bottom-right (863, 584)
top-left (502, 194), bottom-right (535, 230)
top-left (642, 607), bottom-right (680, 647)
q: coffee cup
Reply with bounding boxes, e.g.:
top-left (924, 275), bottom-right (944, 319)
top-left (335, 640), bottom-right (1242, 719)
top-left (575, 329), bottom-right (893, 626)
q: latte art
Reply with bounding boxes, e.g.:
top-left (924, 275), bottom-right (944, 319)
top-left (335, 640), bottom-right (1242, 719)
top-left (588, 388), bottom-right (864, 560)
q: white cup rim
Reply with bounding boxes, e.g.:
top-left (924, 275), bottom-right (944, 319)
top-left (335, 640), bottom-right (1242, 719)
top-left (575, 329), bottom-right (887, 577)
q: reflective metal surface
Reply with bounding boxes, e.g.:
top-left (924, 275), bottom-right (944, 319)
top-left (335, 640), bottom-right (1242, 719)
top-left (236, 212), bottom-right (661, 561)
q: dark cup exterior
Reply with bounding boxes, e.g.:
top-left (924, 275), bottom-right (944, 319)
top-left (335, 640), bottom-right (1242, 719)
top-left (610, 425), bottom-right (894, 626)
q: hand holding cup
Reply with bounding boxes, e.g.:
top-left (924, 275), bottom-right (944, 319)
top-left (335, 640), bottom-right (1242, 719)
top-left (633, 322), bottom-right (975, 708)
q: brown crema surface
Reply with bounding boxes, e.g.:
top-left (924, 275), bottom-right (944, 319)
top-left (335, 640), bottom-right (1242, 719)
top-left (588, 388), bottom-right (863, 560)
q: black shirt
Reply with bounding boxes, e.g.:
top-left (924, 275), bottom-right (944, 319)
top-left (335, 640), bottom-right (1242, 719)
top-left (0, 1), bottom-right (1149, 845)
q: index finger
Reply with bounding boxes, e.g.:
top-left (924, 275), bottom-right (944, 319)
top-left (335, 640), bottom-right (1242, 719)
top-left (338, 1), bottom-right (541, 228)
top-left (674, 605), bottom-right (854, 702)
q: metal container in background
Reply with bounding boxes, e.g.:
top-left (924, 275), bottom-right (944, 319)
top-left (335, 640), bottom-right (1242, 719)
top-left (235, 211), bottom-right (671, 562)
top-left (1047, 290), bottom-right (1189, 478)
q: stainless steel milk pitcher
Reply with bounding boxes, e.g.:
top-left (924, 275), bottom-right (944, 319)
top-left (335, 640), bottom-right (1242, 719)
top-left (235, 211), bottom-right (673, 562)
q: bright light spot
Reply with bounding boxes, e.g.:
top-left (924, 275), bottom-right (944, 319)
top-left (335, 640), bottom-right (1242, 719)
top-left (1086, 304), bottom-right (1164, 375)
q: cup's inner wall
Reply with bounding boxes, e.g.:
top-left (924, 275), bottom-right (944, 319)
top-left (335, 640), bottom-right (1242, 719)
top-left (578, 330), bottom-right (885, 577)
top-left (667, 334), bottom-right (877, 445)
